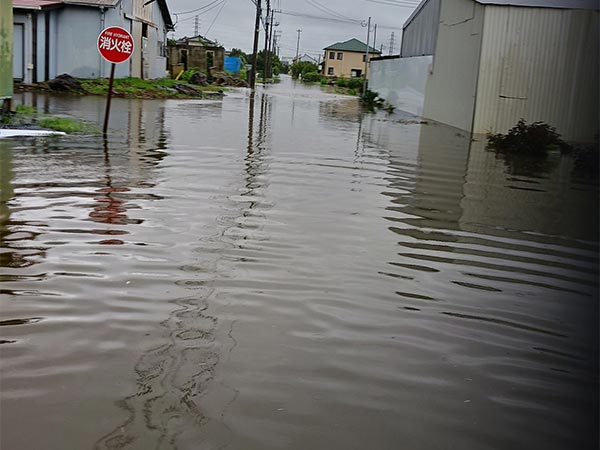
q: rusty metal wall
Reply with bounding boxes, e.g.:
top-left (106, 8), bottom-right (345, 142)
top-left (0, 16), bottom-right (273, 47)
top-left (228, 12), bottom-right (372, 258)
top-left (0, 0), bottom-right (13, 99)
top-left (473, 6), bottom-right (599, 142)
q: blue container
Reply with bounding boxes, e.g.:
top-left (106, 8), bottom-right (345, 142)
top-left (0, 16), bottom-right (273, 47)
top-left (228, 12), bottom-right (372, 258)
top-left (224, 56), bottom-right (242, 74)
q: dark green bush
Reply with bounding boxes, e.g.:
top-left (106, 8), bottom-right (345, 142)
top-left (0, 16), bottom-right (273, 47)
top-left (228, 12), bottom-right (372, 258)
top-left (290, 61), bottom-right (318, 79)
top-left (302, 72), bottom-right (322, 83)
top-left (487, 119), bottom-right (571, 154)
top-left (336, 78), bottom-right (348, 88)
top-left (346, 78), bottom-right (364, 90)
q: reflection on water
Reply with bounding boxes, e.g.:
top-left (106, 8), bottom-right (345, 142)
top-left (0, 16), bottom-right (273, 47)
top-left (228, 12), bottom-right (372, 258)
top-left (1, 78), bottom-right (598, 450)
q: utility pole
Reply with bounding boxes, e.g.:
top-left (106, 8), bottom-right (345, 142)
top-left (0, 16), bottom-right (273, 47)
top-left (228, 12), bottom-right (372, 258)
top-left (389, 32), bottom-right (395, 56)
top-left (266, 12), bottom-right (275, 79)
top-left (362, 16), bottom-right (371, 96)
top-left (263, 0), bottom-right (270, 82)
top-left (249, 0), bottom-right (262, 89)
top-left (372, 24), bottom-right (377, 57)
top-left (295, 29), bottom-right (302, 63)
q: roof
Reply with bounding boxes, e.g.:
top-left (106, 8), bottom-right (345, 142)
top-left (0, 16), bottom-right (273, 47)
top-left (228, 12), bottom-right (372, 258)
top-left (13, 0), bottom-right (174, 29)
top-left (175, 35), bottom-right (222, 48)
top-left (60, 0), bottom-right (119, 6)
top-left (475, 0), bottom-right (598, 8)
top-left (12, 0), bottom-right (63, 9)
top-left (324, 38), bottom-right (381, 54)
top-left (404, 0), bottom-right (598, 28)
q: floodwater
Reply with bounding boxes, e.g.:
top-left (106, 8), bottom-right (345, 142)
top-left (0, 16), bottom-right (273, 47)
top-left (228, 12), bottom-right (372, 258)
top-left (1, 76), bottom-right (598, 450)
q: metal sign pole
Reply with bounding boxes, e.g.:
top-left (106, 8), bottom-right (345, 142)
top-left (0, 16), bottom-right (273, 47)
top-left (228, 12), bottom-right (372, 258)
top-left (103, 63), bottom-right (116, 136)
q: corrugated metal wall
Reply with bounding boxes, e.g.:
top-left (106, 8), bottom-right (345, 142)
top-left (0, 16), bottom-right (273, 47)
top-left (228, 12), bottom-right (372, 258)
top-left (0, 0), bottom-right (13, 98)
top-left (473, 6), bottom-right (599, 142)
top-left (422, 0), bottom-right (485, 131)
top-left (401, 0), bottom-right (441, 57)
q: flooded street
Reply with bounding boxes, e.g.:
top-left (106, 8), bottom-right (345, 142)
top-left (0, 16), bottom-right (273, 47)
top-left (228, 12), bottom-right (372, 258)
top-left (1, 76), bottom-right (598, 450)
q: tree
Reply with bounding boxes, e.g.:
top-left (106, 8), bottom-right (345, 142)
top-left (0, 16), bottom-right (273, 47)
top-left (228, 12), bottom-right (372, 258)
top-left (255, 50), bottom-right (281, 78)
top-left (230, 48), bottom-right (248, 60)
top-left (290, 61), bottom-right (318, 79)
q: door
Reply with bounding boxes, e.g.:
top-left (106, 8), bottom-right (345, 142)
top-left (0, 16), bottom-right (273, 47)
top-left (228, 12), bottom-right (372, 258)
top-left (13, 23), bottom-right (24, 80)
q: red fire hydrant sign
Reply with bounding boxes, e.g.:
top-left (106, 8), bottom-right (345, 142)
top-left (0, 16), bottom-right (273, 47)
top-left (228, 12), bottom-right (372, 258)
top-left (97, 26), bottom-right (134, 64)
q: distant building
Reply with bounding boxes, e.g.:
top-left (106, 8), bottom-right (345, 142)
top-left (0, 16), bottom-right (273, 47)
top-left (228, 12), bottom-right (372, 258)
top-left (370, 0), bottom-right (598, 142)
top-left (293, 54), bottom-right (318, 64)
top-left (167, 35), bottom-right (225, 77)
top-left (322, 38), bottom-right (381, 78)
top-left (12, 0), bottom-right (174, 82)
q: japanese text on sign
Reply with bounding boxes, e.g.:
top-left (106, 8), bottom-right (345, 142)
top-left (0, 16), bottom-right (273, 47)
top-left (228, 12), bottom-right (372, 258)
top-left (97, 26), bottom-right (134, 64)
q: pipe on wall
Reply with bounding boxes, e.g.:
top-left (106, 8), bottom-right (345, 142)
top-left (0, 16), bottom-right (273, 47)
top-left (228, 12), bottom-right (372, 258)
top-left (100, 7), bottom-right (105, 78)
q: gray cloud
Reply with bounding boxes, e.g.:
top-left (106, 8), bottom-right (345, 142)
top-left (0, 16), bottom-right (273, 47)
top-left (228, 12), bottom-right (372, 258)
top-left (167, 0), bottom-right (419, 58)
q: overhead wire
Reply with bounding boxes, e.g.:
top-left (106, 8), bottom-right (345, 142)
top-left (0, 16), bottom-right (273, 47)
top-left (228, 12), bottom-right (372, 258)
top-left (365, 0), bottom-right (421, 7)
top-left (173, 0), bottom-right (224, 16)
top-left (304, 0), bottom-right (362, 23)
top-left (205, 0), bottom-right (229, 35)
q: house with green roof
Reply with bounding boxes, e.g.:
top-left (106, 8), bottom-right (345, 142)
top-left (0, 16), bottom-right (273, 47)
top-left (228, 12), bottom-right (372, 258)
top-left (322, 38), bottom-right (381, 79)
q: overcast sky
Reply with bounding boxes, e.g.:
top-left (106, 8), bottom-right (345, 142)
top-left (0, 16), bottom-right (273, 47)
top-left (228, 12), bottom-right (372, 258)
top-left (166, 0), bottom-right (421, 59)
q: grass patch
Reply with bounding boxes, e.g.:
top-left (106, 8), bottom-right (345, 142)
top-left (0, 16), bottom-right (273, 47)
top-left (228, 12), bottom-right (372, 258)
top-left (37, 116), bottom-right (99, 134)
top-left (1, 105), bottom-right (99, 134)
top-left (79, 76), bottom-right (224, 98)
top-left (15, 105), bottom-right (36, 115)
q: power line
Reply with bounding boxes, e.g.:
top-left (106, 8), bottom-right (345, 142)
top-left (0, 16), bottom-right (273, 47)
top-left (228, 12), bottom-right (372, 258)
top-left (304, 0), bottom-right (361, 23)
top-left (365, 0), bottom-right (420, 8)
top-left (274, 9), bottom-right (359, 24)
top-left (205, 0), bottom-right (228, 36)
top-left (173, 0), bottom-right (223, 16)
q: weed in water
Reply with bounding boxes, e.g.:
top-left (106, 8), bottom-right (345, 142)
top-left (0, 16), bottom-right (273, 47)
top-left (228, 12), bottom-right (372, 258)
top-left (487, 119), bottom-right (571, 154)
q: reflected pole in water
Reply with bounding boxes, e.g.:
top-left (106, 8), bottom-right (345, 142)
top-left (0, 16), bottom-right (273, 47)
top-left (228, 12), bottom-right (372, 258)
top-left (247, 91), bottom-right (256, 155)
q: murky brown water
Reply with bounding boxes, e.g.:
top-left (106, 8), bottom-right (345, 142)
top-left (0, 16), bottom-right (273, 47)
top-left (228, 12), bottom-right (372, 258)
top-left (1, 76), bottom-right (598, 450)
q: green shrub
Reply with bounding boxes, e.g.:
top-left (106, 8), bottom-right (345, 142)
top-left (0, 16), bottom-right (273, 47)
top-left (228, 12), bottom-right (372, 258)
top-left (346, 78), bottom-right (363, 90)
top-left (487, 119), bottom-right (571, 154)
top-left (336, 78), bottom-right (348, 88)
top-left (290, 61), bottom-right (318, 79)
top-left (302, 72), bottom-right (321, 83)
top-left (15, 105), bottom-right (36, 115)
top-left (178, 67), bottom-right (200, 83)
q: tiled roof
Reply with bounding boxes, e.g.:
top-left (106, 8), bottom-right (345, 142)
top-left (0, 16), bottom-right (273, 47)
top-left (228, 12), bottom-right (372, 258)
top-left (324, 38), bottom-right (381, 54)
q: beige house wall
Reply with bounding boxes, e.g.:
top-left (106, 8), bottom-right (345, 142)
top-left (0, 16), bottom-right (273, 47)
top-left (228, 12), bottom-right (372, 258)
top-left (322, 50), bottom-right (379, 78)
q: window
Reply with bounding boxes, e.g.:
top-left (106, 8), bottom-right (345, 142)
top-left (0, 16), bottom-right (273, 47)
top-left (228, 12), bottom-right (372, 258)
top-left (337, 52), bottom-right (343, 60)
top-left (329, 51), bottom-right (335, 59)
top-left (362, 54), bottom-right (367, 62)
top-left (142, 23), bottom-right (148, 38)
top-left (327, 67), bottom-right (334, 75)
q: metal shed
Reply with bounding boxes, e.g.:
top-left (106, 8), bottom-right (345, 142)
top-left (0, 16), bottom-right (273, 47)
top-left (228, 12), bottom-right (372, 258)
top-left (400, 0), bottom-right (599, 142)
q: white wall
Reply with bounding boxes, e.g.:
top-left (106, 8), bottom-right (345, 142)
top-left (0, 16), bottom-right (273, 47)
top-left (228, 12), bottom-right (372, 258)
top-left (422, 0), bottom-right (485, 132)
top-left (473, 6), bottom-right (599, 142)
top-left (369, 55), bottom-right (432, 117)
